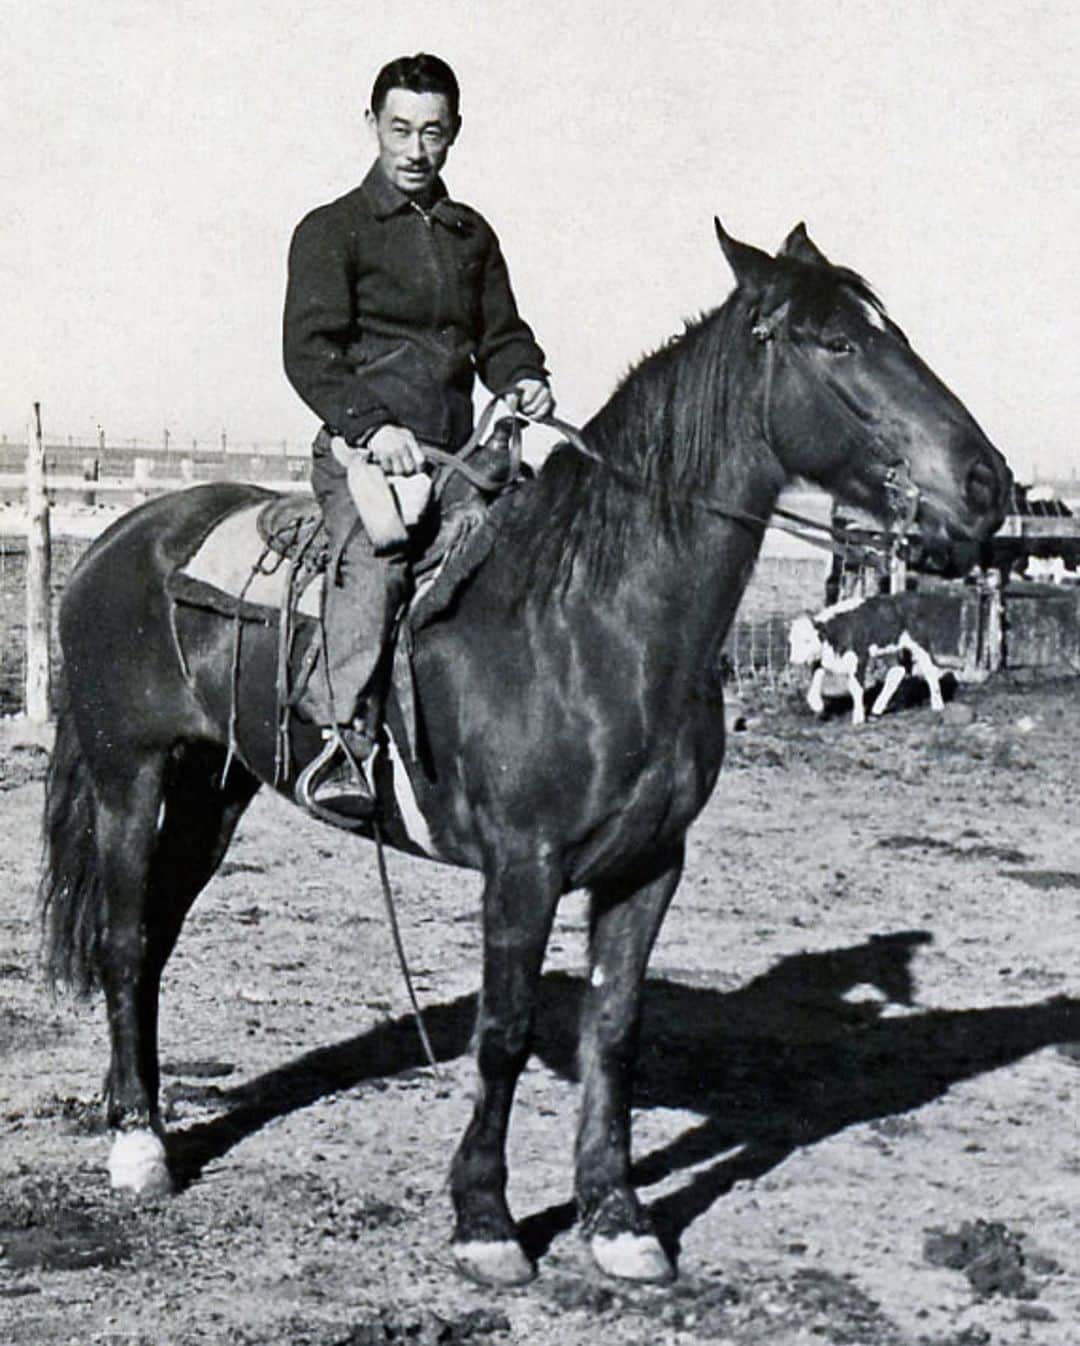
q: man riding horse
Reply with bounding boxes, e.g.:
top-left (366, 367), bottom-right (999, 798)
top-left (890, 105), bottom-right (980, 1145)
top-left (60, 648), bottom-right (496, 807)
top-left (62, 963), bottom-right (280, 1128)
top-left (283, 52), bottom-right (556, 819)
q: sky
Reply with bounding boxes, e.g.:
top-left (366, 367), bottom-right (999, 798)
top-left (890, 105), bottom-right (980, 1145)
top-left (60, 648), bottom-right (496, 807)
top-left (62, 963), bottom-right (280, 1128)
top-left (3, 0), bottom-right (1077, 481)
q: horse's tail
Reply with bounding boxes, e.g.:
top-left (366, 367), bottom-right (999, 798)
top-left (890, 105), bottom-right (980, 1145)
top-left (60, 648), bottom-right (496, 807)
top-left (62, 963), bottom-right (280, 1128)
top-left (39, 701), bottom-right (104, 996)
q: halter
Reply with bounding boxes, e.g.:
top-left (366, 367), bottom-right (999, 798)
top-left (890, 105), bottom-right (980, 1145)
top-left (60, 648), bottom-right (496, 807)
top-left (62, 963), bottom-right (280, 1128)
top-left (424, 301), bottom-right (921, 564)
top-left (751, 303), bottom-right (921, 545)
top-left (522, 308), bottom-right (921, 562)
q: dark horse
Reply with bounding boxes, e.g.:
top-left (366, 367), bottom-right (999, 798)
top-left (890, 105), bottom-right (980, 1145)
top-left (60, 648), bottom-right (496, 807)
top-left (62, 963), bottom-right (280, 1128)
top-left (40, 222), bottom-right (1010, 1286)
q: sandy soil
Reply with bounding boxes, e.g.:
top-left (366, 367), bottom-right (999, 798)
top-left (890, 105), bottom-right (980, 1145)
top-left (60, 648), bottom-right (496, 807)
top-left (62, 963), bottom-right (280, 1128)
top-left (1, 675), bottom-right (1078, 1346)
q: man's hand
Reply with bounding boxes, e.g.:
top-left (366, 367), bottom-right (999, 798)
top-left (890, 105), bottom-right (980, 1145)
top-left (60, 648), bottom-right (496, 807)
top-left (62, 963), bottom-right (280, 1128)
top-left (514, 378), bottom-right (555, 421)
top-left (367, 424), bottom-right (426, 476)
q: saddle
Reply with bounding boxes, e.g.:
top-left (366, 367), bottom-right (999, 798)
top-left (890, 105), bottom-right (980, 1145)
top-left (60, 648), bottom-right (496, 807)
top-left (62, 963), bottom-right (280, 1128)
top-left (254, 420), bottom-right (522, 583)
top-left (168, 420), bottom-right (526, 782)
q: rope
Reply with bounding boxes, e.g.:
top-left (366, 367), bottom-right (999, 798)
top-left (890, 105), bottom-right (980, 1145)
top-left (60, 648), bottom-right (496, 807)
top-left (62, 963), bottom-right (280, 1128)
top-left (317, 374), bottom-right (906, 1074)
top-left (522, 401), bottom-right (909, 565)
top-left (221, 538), bottom-right (281, 788)
top-left (529, 410), bottom-right (885, 560)
top-left (372, 820), bottom-right (441, 1074)
top-left (421, 390), bottom-right (523, 492)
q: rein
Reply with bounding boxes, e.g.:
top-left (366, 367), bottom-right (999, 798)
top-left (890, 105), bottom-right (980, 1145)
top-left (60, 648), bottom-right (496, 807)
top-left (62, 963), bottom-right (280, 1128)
top-left (418, 316), bottom-right (921, 562)
top-left (350, 340), bottom-right (911, 1070)
top-left (534, 407), bottom-right (905, 564)
top-left (508, 321), bottom-right (920, 562)
top-left (421, 393), bottom-right (523, 491)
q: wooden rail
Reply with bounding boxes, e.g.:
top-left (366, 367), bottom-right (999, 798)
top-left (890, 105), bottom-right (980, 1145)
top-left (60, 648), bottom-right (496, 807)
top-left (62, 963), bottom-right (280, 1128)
top-left (0, 473), bottom-right (308, 501)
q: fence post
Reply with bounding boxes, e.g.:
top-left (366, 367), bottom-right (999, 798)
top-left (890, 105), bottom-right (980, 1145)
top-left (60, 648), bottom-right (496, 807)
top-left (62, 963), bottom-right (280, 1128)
top-left (888, 539), bottom-right (907, 595)
top-left (81, 455), bottom-right (99, 507)
top-left (133, 456), bottom-right (153, 503)
top-left (25, 402), bottom-right (52, 723)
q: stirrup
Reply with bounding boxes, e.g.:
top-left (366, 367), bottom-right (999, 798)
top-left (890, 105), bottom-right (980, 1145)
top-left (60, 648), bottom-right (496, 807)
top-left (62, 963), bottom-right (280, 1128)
top-left (295, 730), bottom-right (377, 830)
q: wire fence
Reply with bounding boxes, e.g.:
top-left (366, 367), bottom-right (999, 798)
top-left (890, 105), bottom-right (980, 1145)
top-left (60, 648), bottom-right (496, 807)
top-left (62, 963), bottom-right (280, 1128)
top-left (722, 557), bottom-right (829, 692)
top-left (0, 536), bottom-right (84, 714)
top-left (0, 528), bottom-right (828, 715)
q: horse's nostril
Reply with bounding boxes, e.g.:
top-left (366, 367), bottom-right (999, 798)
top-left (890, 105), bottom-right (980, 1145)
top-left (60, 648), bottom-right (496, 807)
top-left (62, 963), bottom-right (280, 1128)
top-left (966, 459), bottom-right (999, 514)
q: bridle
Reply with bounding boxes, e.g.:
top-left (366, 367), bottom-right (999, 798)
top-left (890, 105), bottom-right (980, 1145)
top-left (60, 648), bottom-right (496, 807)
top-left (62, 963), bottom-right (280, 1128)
top-left (749, 302), bottom-right (920, 549)
top-left (425, 307), bottom-right (921, 563)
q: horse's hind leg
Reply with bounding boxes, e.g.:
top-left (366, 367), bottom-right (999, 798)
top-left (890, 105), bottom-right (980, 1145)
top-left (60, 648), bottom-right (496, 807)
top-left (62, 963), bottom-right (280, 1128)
top-left (575, 847), bottom-right (684, 1282)
top-left (101, 742), bottom-right (258, 1196)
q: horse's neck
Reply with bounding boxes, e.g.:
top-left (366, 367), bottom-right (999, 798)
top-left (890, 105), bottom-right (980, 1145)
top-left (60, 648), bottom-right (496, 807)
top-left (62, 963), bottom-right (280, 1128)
top-left (613, 450), bottom-right (784, 660)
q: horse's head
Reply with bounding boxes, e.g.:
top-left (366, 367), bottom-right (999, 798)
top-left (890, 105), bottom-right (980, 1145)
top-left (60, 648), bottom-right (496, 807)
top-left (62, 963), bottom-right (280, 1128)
top-left (714, 219), bottom-right (1012, 559)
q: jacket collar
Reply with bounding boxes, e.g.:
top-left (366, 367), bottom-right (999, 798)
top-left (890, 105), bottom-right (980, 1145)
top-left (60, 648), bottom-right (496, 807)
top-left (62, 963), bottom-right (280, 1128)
top-left (361, 160), bottom-right (458, 223)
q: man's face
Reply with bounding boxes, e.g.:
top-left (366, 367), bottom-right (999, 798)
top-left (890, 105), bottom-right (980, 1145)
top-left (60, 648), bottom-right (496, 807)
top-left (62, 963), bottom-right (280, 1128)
top-left (367, 88), bottom-right (459, 197)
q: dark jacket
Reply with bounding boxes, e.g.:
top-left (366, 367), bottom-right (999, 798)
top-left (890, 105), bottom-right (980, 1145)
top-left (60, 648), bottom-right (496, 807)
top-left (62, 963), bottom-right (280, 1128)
top-left (283, 161), bottom-right (548, 449)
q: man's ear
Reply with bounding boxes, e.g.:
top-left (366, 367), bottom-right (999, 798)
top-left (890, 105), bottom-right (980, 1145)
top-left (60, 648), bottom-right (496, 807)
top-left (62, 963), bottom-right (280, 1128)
top-left (364, 107), bottom-right (378, 136)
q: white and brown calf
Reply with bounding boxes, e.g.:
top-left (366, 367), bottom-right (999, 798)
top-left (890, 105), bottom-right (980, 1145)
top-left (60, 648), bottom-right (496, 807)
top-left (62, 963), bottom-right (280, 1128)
top-left (789, 592), bottom-right (947, 725)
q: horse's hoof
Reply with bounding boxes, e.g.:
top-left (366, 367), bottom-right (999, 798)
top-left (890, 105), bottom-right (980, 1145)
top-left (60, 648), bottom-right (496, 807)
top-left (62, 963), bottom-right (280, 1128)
top-left (589, 1231), bottom-right (676, 1283)
top-left (108, 1128), bottom-right (173, 1198)
top-left (452, 1238), bottom-right (536, 1286)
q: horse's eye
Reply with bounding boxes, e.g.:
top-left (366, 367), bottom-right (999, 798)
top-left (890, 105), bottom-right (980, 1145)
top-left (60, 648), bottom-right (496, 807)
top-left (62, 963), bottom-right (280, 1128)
top-left (825, 337), bottom-right (854, 355)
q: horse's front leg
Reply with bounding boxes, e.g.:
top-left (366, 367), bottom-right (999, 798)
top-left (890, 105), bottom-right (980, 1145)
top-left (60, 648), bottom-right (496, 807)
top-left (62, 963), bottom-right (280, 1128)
top-left (450, 856), bottom-right (561, 1286)
top-left (576, 848), bottom-right (684, 1282)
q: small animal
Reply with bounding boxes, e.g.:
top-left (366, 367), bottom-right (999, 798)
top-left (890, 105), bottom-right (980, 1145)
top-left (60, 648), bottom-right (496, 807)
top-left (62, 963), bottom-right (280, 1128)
top-left (789, 592), bottom-right (947, 724)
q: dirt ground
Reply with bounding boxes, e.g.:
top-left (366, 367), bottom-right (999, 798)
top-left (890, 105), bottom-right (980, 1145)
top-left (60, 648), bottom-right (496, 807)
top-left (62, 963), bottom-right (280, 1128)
top-left (1, 674), bottom-right (1078, 1346)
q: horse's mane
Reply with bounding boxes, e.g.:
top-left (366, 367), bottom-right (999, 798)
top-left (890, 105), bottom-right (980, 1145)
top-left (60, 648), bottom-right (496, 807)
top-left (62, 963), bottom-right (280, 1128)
top-left (500, 258), bottom-right (884, 604)
top-left (502, 293), bottom-right (756, 602)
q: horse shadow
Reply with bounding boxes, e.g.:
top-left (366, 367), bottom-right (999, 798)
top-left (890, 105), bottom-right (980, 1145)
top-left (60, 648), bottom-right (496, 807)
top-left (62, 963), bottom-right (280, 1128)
top-left (169, 931), bottom-right (1080, 1264)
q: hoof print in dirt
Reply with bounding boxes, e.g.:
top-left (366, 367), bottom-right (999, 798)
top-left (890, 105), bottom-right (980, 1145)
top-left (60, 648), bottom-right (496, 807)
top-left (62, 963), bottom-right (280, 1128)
top-left (924, 1219), bottom-right (1059, 1299)
top-left (0, 1180), bottom-right (133, 1274)
top-left (335, 1307), bottom-right (511, 1345)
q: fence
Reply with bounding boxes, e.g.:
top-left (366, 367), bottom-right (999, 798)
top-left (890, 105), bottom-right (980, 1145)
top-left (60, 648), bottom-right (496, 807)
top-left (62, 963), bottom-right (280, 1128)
top-left (0, 436), bottom-right (309, 477)
top-left (0, 535), bottom-right (87, 715)
top-left (0, 528), bottom-right (831, 716)
top-left (0, 418), bottom-right (835, 713)
top-left (0, 444), bottom-right (309, 510)
top-left (723, 556), bottom-right (830, 691)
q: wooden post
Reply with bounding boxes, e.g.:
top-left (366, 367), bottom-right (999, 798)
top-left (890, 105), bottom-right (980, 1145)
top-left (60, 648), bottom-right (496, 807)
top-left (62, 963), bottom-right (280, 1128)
top-left (80, 455), bottom-right (100, 507)
top-left (133, 455), bottom-right (153, 503)
top-left (982, 569), bottom-right (1004, 673)
top-left (25, 402), bottom-right (52, 723)
top-left (888, 540), bottom-right (907, 595)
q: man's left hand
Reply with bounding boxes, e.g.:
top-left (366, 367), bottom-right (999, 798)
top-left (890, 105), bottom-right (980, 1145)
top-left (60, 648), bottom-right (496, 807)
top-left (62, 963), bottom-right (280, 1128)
top-left (514, 378), bottom-right (555, 421)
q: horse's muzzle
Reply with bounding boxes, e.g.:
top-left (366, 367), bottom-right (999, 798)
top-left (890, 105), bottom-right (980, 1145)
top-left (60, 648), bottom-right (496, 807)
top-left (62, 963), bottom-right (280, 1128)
top-left (965, 454), bottom-right (1011, 529)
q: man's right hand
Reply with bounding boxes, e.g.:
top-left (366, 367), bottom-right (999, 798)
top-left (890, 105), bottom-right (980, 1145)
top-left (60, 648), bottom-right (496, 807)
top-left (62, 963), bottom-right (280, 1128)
top-left (367, 424), bottom-right (426, 476)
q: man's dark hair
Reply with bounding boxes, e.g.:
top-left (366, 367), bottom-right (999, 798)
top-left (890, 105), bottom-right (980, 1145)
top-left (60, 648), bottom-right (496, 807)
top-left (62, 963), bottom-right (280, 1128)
top-left (371, 53), bottom-right (460, 121)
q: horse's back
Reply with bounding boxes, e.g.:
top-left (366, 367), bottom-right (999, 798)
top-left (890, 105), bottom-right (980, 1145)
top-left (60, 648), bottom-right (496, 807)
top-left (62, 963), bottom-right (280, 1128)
top-left (70, 483), bottom-right (273, 578)
top-left (59, 484), bottom-right (277, 756)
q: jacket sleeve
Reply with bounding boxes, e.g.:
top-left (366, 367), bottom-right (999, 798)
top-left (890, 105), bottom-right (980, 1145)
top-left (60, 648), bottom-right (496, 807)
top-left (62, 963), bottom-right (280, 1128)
top-left (473, 233), bottom-right (549, 394)
top-left (282, 207), bottom-right (394, 445)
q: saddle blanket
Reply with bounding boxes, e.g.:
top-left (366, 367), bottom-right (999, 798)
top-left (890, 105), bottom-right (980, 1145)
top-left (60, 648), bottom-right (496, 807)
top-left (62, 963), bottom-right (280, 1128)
top-left (172, 488), bottom-right (497, 633)
top-left (178, 501), bottom-right (324, 619)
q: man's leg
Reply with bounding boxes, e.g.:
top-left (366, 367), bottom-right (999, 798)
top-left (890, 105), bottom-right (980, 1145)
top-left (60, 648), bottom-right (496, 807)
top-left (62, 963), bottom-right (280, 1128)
top-left (298, 446), bottom-right (409, 818)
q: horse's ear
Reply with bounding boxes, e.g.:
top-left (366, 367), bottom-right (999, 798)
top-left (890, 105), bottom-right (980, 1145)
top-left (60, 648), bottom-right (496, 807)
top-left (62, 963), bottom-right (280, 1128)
top-left (778, 222), bottom-right (830, 267)
top-left (714, 217), bottom-right (775, 293)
